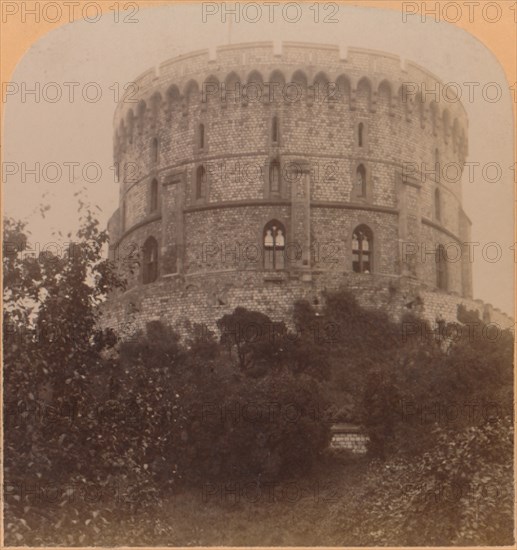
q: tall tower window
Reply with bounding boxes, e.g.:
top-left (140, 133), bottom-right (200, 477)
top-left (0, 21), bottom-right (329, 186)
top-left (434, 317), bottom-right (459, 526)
top-left (436, 244), bottom-right (448, 290)
top-left (263, 220), bottom-right (286, 270)
top-left (142, 237), bottom-right (158, 284)
top-left (356, 164), bottom-right (367, 197)
top-left (198, 123), bottom-right (205, 149)
top-left (151, 138), bottom-right (158, 163)
top-left (269, 161), bottom-right (280, 194)
top-left (352, 225), bottom-right (373, 273)
top-left (434, 148), bottom-right (440, 182)
top-left (196, 165), bottom-right (206, 200)
top-left (358, 122), bottom-right (364, 147)
top-left (272, 116), bottom-right (279, 143)
top-left (150, 179), bottom-right (159, 212)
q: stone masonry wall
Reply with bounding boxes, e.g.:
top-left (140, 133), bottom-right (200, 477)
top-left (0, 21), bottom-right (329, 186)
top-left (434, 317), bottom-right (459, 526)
top-left (101, 43), bottom-right (512, 342)
top-left (330, 425), bottom-right (369, 454)
top-left (99, 270), bottom-right (513, 342)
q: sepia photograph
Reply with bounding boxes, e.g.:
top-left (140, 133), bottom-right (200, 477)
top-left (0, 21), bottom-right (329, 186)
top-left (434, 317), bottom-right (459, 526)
top-left (2, 0), bottom-right (515, 546)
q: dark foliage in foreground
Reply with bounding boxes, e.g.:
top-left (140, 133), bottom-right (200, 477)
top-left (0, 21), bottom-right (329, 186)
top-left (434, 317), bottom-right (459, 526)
top-left (3, 209), bottom-right (513, 546)
top-left (318, 292), bottom-right (513, 545)
top-left (3, 210), bottom-right (330, 543)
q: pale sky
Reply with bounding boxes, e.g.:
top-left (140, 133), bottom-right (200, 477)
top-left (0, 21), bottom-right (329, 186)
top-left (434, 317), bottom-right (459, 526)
top-left (3, 2), bottom-right (514, 315)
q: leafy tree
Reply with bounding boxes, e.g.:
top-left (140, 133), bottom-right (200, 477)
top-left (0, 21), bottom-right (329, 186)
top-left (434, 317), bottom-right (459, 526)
top-left (216, 307), bottom-right (287, 371)
top-left (3, 199), bottom-right (126, 542)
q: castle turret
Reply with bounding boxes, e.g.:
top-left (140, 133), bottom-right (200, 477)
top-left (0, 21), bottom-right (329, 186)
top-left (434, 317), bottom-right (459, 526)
top-left (101, 42), bottom-right (512, 336)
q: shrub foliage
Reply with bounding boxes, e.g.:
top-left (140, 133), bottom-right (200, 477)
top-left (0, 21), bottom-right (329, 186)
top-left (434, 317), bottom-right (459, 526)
top-left (3, 208), bottom-right (513, 546)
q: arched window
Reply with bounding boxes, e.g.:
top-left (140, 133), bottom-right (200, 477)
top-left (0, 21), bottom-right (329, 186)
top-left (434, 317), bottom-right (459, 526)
top-left (436, 244), bottom-right (447, 290)
top-left (150, 93), bottom-right (162, 120)
top-left (356, 164), bottom-right (367, 197)
top-left (150, 179), bottom-right (159, 212)
top-left (272, 116), bottom-right (279, 143)
top-left (224, 72), bottom-right (241, 104)
top-left (269, 160), bottom-right (280, 194)
top-left (352, 225), bottom-right (373, 273)
top-left (198, 123), bottom-right (205, 149)
top-left (151, 138), bottom-right (158, 163)
top-left (358, 122), bottom-right (364, 147)
top-left (435, 188), bottom-right (441, 221)
top-left (263, 220), bottom-right (286, 270)
top-left (142, 237), bottom-right (158, 284)
top-left (196, 165), bottom-right (206, 200)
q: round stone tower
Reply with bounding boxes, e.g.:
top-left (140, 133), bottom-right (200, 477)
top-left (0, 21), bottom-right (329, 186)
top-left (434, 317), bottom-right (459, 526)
top-left (103, 41), bottom-right (508, 338)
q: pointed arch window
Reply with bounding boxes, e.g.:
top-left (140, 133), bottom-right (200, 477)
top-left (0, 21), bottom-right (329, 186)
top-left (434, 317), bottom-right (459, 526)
top-left (356, 164), bottom-right (367, 197)
top-left (151, 138), bottom-right (158, 163)
top-left (352, 225), bottom-right (373, 273)
top-left (150, 179), bottom-right (159, 212)
top-left (358, 122), bottom-right (364, 147)
top-left (269, 160), bottom-right (281, 194)
top-left (272, 116), bottom-right (279, 143)
top-left (198, 123), bottom-right (205, 149)
top-left (436, 244), bottom-right (448, 290)
top-left (196, 165), bottom-right (206, 200)
top-left (142, 237), bottom-right (158, 284)
top-left (263, 220), bottom-right (286, 270)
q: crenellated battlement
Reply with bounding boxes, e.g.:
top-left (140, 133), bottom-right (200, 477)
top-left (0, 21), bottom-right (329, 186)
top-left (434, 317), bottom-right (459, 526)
top-left (114, 41), bottom-right (469, 152)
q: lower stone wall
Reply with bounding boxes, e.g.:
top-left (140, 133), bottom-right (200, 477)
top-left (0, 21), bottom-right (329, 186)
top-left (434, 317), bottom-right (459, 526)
top-left (99, 270), bottom-right (513, 340)
top-left (420, 290), bottom-right (514, 330)
top-left (100, 270), bottom-right (408, 339)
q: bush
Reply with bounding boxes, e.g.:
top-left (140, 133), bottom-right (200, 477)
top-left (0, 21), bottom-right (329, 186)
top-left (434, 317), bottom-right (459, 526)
top-left (115, 318), bottom-right (332, 485)
top-left (321, 420), bottom-right (513, 546)
top-left (185, 369), bottom-right (332, 482)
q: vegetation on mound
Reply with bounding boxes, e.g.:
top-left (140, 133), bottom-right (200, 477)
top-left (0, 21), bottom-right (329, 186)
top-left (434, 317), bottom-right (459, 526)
top-left (3, 206), bottom-right (513, 545)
